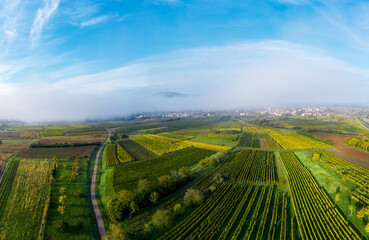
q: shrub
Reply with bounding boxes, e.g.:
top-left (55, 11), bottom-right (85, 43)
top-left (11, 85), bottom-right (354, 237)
top-left (151, 209), bottom-right (174, 230)
top-left (157, 175), bottom-right (175, 193)
top-left (53, 218), bottom-right (68, 232)
top-left (184, 189), bottom-right (204, 207)
top-left (149, 191), bottom-right (159, 204)
top-left (173, 203), bottom-right (185, 216)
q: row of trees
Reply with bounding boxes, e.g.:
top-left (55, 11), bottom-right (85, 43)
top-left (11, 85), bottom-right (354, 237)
top-left (106, 188), bottom-right (205, 240)
top-left (344, 136), bottom-right (369, 151)
top-left (106, 166), bottom-right (193, 223)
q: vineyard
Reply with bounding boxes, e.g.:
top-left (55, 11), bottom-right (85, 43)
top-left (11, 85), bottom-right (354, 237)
top-left (105, 144), bottom-right (120, 167)
top-left (308, 150), bottom-right (369, 211)
top-left (113, 147), bottom-right (215, 191)
top-left (1, 118), bottom-right (369, 239)
top-left (130, 134), bottom-right (232, 154)
top-left (219, 149), bottom-right (277, 184)
top-left (268, 130), bottom-right (332, 150)
top-left (196, 134), bottom-right (238, 141)
top-left (0, 160), bottom-right (52, 239)
top-left (279, 151), bottom-right (360, 240)
top-left (130, 134), bottom-right (187, 155)
top-left (160, 184), bottom-right (292, 240)
top-left (159, 132), bottom-right (195, 139)
top-left (0, 160), bottom-right (19, 217)
top-left (237, 133), bottom-right (253, 147)
top-left (17, 145), bottom-right (96, 158)
top-left (118, 138), bottom-right (157, 161)
top-left (116, 143), bottom-right (134, 163)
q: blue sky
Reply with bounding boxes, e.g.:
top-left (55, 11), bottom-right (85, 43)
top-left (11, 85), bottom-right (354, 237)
top-left (1, 0), bottom-right (369, 121)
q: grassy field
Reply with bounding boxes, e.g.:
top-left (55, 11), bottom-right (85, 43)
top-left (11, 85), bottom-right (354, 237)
top-left (113, 147), bottom-right (215, 192)
top-left (0, 160), bottom-right (51, 239)
top-left (45, 157), bottom-right (99, 240)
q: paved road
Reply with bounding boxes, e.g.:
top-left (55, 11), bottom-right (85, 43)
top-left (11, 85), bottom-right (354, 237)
top-left (91, 129), bottom-right (110, 239)
top-left (356, 116), bottom-right (369, 131)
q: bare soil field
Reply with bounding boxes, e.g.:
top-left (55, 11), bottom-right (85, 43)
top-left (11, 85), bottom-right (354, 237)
top-left (259, 139), bottom-right (267, 150)
top-left (314, 133), bottom-right (369, 169)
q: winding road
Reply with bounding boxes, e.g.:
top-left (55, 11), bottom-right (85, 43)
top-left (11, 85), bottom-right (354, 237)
top-left (91, 129), bottom-right (110, 239)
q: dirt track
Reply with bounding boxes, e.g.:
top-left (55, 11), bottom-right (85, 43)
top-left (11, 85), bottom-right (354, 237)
top-left (91, 130), bottom-right (109, 239)
top-left (314, 133), bottom-right (369, 169)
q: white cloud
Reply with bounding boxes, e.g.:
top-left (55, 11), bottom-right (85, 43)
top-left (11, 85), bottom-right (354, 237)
top-left (0, 41), bottom-right (369, 121)
top-left (80, 15), bottom-right (109, 27)
top-left (30, 0), bottom-right (60, 45)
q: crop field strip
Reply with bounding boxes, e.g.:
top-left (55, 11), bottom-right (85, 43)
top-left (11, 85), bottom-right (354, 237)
top-left (113, 147), bottom-right (215, 192)
top-left (0, 160), bottom-right (19, 217)
top-left (130, 134), bottom-right (187, 155)
top-left (268, 130), bottom-right (332, 150)
top-left (160, 184), bottom-right (291, 240)
top-left (279, 151), bottom-right (360, 240)
top-left (130, 134), bottom-right (232, 155)
top-left (219, 149), bottom-right (277, 184)
top-left (118, 138), bottom-right (157, 161)
top-left (0, 160), bottom-right (52, 239)
top-left (308, 150), bottom-right (369, 208)
top-left (105, 144), bottom-right (119, 167)
top-left (17, 145), bottom-right (96, 158)
top-left (105, 143), bottom-right (134, 167)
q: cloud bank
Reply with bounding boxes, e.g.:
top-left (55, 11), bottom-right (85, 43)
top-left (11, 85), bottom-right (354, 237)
top-left (0, 41), bottom-right (368, 122)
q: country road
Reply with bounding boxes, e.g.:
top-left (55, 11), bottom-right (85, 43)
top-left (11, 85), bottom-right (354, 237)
top-left (356, 116), bottom-right (369, 131)
top-left (91, 129), bottom-right (110, 239)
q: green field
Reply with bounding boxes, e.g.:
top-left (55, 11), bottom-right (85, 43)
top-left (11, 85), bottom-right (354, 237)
top-left (0, 160), bottom-right (51, 239)
top-left (118, 138), bottom-right (157, 161)
top-left (113, 147), bottom-right (215, 192)
top-left (45, 157), bottom-right (99, 240)
top-left (2, 114), bottom-right (369, 239)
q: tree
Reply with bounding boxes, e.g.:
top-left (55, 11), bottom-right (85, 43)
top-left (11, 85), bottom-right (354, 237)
top-left (335, 192), bottom-right (340, 202)
top-left (179, 166), bottom-right (192, 178)
top-left (137, 179), bottom-right (151, 196)
top-left (116, 189), bottom-right (135, 208)
top-left (173, 203), bottom-right (185, 216)
top-left (59, 195), bottom-right (67, 205)
top-left (184, 189), bottom-right (204, 207)
top-left (149, 191), bottom-right (159, 204)
top-left (157, 175), bottom-right (175, 192)
top-left (349, 205), bottom-right (354, 215)
top-left (151, 209), bottom-right (173, 230)
top-left (59, 187), bottom-right (67, 195)
top-left (213, 173), bottom-right (223, 184)
top-left (129, 201), bottom-right (139, 219)
top-left (366, 223), bottom-right (369, 233)
top-left (348, 138), bottom-right (360, 147)
top-left (106, 197), bottom-right (123, 221)
top-left (312, 153), bottom-right (321, 161)
top-left (106, 224), bottom-right (134, 240)
top-left (53, 218), bottom-right (68, 232)
top-left (57, 205), bottom-right (66, 216)
top-left (357, 207), bottom-right (369, 219)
